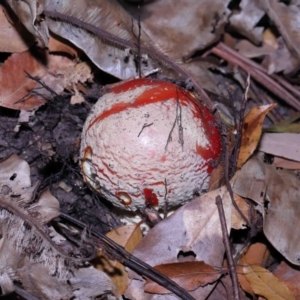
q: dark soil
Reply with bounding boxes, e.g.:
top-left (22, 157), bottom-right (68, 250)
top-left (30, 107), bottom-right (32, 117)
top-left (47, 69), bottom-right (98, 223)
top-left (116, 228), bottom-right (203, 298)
top-left (0, 88), bottom-right (122, 235)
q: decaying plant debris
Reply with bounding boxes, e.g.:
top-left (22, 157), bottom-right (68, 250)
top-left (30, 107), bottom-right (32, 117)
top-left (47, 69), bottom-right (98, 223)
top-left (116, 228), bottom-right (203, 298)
top-left (1, 0), bottom-right (300, 299)
top-left (0, 154), bottom-right (120, 299)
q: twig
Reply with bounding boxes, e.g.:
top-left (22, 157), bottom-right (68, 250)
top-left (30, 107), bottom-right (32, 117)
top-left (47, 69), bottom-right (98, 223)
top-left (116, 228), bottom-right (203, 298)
top-left (215, 195), bottom-right (240, 300)
top-left (231, 74), bottom-right (250, 175)
top-left (60, 213), bottom-right (196, 300)
top-left (224, 135), bottom-right (249, 227)
top-left (137, 5), bottom-right (142, 78)
top-left (245, 72), bottom-right (283, 123)
top-left (210, 42), bottom-right (300, 111)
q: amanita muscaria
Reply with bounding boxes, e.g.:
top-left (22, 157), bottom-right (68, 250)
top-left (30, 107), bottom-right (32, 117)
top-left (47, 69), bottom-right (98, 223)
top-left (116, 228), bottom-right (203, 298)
top-left (80, 78), bottom-right (222, 211)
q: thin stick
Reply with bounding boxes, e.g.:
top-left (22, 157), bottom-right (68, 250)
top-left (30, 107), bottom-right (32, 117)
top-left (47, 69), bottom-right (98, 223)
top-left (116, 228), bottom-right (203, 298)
top-left (211, 42), bottom-right (300, 111)
top-left (60, 213), bottom-right (195, 300)
top-left (231, 74), bottom-right (250, 175)
top-left (215, 195), bottom-right (240, 300)
top-left (137, 5), bottom-right (142, 78)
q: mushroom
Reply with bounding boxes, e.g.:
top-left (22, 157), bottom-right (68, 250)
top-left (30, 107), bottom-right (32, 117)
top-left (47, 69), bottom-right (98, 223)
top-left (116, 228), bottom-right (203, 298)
top-left (80, 78), bottom-right (222, 212)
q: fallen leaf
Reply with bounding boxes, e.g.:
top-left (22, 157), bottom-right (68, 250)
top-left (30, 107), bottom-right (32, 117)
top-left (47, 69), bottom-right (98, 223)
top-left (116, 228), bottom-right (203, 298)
top-left (235, 28), bottom-right (278, 59)
top-left (237, 104), bottom-right (276, 169)
top-left (235, 39), bottom-right (275, 59)
top-left (237, 243), bottom-right (270, 296)
top-left (6, 0), bottom-right (49, 46)
top-left (95, 224), bottom-right (142, 294)
top-left (48, 34), bottom-right (78, 57)
top-left (0, 4), bottom-right (34, 52)
top-left (273, 157), bottom-right (300, 170)
top-left (262, 37), bottom-right (299, 75)
top-left (261, 0), bottom-right (300, 73)
top-left (273, 261), bottom-right (300, 299)
top-left (0, 51), bottom-right (47, 110)
top-left (145, 261), bottom-right (221, 294)
top-left (240, 256), bottom-right (294, 300)
top-left (207, 275), bottom-right (248, 300)
top-left (231, 194), bottom-right (250, 230)
top-left (0, 49), bottom-right (92, 110)
top-left (125, 186), bottom-right (232, 299)
top-left (233, 154), bottom-right (300, 265)
top-left (258, 133), bottom-right (300, 162)
top-left (229, 0), bottom-right (265, 44)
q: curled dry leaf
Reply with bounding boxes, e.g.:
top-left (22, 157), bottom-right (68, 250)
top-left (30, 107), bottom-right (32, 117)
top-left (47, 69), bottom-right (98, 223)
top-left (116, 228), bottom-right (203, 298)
top-left (233, 154), bottom-right (300, 265)
top-left (237, 104), bottom-right (276, 169)
top-left (125, 186), bottom-right (231, 299)
top-left (258, 133), bottom-right (300, 163)
top-left (145, 261), bottom-right (221, 294)
top-left (0, 154), bottom-right (120, 299)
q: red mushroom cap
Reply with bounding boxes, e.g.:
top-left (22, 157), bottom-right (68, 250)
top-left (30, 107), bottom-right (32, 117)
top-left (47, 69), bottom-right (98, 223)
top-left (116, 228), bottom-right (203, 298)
top-left (80, 78), bottom-right (222, 211)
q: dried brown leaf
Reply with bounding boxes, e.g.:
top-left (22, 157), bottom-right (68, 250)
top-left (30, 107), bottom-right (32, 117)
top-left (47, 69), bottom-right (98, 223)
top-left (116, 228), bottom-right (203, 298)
top-left (95, 225), bottom-right (142, 294)
top-left (240, 256), bottom-right (294, 300)
top-left (0, 51), bottom-right (47, 110)
top-left (237, 104), bottom-right (276, 169)
top-left (125, 0), bottom-right (230, 60)
top-left (0, 49), bottom-right (92, 110)
top-left (235, 39), bottom-right (275, 59)
top-left (231, 194), bottom-right (250, 230)
top-left (48, 34), bottom-right (78, 57)
top-left (145, 261), bottom-right (221, 294)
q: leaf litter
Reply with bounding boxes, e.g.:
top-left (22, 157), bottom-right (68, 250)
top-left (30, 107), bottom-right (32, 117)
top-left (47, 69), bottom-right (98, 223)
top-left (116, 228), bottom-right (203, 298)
top-left (0, 0), bottom-right (300, 299)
